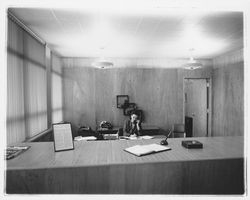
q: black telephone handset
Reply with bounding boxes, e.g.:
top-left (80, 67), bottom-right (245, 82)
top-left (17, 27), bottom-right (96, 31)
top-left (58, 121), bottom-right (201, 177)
top-left (160, 130), bottom-right (172, 145)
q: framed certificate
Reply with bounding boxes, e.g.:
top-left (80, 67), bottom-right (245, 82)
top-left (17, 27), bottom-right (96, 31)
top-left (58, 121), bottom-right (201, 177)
top-left (116, 95), bottom-right (129, 108)
top-left (52, 123), bottom-right (74, 152)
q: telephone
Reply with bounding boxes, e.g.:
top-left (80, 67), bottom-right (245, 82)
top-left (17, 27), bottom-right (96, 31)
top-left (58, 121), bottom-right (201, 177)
top-left (100, 121), bottom-right (113, 129)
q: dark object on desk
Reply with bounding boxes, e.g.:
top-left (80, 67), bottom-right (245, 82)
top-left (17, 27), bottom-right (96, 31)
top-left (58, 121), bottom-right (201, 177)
top-left (78, 126), bottom-right (94, 136)
top-left (78, 126), bottom-right (101, 139)
top-left (100, 121), bottom-right (113, 129)
top-left (160, 140), bottom-right (168, 145)
top-left (97, 127), bottom-right (122, 135)
top-left (97, 127), bottom-right (123, 140)
top-left (185, 116), bottom-right (193, 137)
top-left (182, 140), bottom-right (203, 149)
top-left (160, 129), bottom-right (172, 145)
top-left (5, 146), bottom-right (30, 160)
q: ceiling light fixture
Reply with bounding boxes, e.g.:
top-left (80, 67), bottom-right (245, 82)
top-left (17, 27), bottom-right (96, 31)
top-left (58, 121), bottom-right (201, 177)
top-left (92, 60), bottom-right (114, 69)
top-left (92, 47), bottom-right (114, 69)
top-left (183, 48), bottom-right (202, 70)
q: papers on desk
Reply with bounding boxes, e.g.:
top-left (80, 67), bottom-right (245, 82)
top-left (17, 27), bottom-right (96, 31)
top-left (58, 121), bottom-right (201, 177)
top-left (5, 146), bottom-right (30, 160)
top-left (139, 135), bottom-right (154, 140)
top-left (124, 143), bottom-right (171, 157)
top-left (119, 135), bottom-right (154, 140)
top-left (103, 134), bottom-right (118, 140)
top-left (74, 136), bottom-right (97, 141)
top-left (129, 135), bottom-right (137, 140)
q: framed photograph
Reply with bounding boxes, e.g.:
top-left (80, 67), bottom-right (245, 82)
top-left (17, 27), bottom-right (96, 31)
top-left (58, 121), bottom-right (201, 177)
top-left (116, 95), bottom-right (129, 108)
top-left (52, 123), bottom-right (74, 152)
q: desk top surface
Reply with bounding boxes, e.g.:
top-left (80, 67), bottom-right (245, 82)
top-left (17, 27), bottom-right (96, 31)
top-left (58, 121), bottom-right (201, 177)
top-left (97, 126), bottom-right (159, 130)
top-left (7, 136), bottom-right (244, 170)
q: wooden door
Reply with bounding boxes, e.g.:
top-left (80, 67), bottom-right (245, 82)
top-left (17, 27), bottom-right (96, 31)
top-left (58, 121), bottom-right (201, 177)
top-left (184, 79), bottom-right (208, 137)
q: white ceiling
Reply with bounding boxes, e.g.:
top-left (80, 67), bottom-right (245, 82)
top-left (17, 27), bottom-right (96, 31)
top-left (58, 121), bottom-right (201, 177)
top-left (8, 8), bottom-right (243, 59)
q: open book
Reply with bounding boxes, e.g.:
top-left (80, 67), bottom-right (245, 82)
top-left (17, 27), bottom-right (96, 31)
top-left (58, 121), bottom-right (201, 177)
top-left (124, 143), bottom-right (171, 156)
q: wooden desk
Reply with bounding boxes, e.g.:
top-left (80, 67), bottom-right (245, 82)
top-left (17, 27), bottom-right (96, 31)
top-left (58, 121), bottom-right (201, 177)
top-left (97, 126), bottom-right (160, 136)
top-left (6, 136), bottom-right (244, 194)
top-left (141, 126), bottom-right (160, 135)
top-left (97, 127), bottom-right (121, 135)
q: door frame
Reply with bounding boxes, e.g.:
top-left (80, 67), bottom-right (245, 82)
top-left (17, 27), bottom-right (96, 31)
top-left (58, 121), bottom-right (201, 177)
top-left (183, 78), bottom-right (212, 137)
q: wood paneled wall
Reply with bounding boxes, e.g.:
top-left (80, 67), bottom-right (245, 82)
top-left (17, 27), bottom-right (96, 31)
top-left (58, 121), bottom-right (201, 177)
top-left (62, 58), bottom-right (212, 133)
top-left (212, 49), bottom-right (244, 136)
top-left (51, 53), bottom-right (63, 123)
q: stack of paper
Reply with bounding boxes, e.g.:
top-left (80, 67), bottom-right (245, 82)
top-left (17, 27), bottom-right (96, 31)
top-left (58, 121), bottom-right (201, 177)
top-left (124, 143), bottom-right (171, 156)
top-left (119, 136), bottom-right (137, 140)
top-left (74, 136), bottom-right (97, 141)
top-left (129, 135), bottom-right (137, 140)
top-left (119, 135), bottom-right (154, 140)
top-left (5, 146), bottom-right (30, 160)
top-left (103, 134), bottom-right (118, 140)
top-left (139, 135), bottom-right (154, 139)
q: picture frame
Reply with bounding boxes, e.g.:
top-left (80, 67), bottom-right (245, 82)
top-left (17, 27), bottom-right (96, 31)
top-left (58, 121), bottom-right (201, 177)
top-left (52, 122), bottom-right (74, 152)
top-left (116, 95), bottom-right (129, 108)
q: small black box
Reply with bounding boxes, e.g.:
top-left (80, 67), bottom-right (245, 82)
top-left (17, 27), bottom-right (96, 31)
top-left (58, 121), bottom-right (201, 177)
top-left (182, 140), bottom-right (203, 149)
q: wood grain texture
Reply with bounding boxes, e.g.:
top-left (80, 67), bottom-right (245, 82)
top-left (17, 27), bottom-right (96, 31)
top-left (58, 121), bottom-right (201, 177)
top-left (6, 159), bottom-right (244, 194)
top-left (6, 136), bottom-right (244, 194)
top-left (51, 53), bottom-right (63, 123)
top-left (62, 58), bottom-right (213, 134)
top-left (212, 49), bottom-right (244, 136)
top-left (185, 79), bottom-right (207, 137)
top-left (7, 136), bottom-right (243, 169)
top-left (63, 66), bottom-right (96, 135)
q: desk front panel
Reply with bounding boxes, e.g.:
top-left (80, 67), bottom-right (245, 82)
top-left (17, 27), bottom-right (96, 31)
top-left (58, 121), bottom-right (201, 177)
top-left (6, 136), bottom-right (244, 194)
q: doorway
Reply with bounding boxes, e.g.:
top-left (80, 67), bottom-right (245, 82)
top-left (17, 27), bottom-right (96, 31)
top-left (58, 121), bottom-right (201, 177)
top-left (184, 78), bottom-right (211, 137)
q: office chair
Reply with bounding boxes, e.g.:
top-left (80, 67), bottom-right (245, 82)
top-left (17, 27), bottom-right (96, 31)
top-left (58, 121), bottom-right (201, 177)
top-left (172, 124), bottom-right (186, 138)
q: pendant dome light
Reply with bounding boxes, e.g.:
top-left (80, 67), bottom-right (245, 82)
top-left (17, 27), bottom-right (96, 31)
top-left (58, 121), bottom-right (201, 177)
top-left (183, 48), bottom-right (202, 70)
top-left (92, 47), bottom-right (114, 69)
